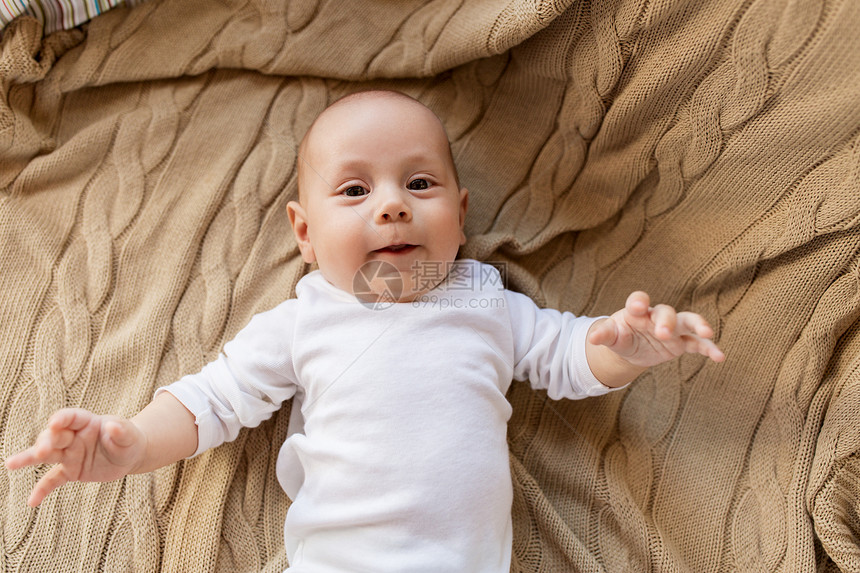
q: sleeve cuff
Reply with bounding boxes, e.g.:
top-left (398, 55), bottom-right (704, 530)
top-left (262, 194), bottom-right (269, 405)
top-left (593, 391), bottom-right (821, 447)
top-left (570, 316), bottom-right (629, 396)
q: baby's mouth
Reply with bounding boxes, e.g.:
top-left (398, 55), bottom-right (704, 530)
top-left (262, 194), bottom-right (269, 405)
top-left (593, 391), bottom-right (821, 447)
top-left (374, 244), bottom-right (417, 254)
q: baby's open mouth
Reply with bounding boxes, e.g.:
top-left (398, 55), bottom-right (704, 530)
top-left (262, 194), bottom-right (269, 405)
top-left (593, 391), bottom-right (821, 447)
top-left (374, 244), bottom-right (417, 254)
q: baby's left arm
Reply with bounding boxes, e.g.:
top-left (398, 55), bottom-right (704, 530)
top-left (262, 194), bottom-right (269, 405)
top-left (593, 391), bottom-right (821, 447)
top-left (585, 291), bottom-right (725, 388)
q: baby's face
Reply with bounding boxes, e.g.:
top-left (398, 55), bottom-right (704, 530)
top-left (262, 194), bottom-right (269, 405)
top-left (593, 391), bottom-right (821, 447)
top-left (287, 94), bottom-right (468, 302)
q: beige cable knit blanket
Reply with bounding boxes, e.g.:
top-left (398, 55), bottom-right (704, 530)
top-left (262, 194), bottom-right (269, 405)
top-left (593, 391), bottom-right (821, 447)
top-left (1, 0), bottom-right (858, 571)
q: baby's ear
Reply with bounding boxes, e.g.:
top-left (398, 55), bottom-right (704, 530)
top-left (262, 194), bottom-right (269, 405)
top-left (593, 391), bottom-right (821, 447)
top-left (286, 201), bottom-right (316, 263)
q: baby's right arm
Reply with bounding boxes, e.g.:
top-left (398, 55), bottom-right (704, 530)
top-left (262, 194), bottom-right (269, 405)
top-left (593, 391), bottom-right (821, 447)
top-left (5, 392), bottom-right (197, 507)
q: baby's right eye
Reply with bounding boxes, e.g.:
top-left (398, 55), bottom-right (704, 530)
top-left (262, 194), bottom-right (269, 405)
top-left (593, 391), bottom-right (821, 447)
top-left (343, 186), bottom-right (368, 197)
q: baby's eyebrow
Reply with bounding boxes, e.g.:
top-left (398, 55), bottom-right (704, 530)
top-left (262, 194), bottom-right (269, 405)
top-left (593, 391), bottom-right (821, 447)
top-left (328, 157), bottom-right (374, 173)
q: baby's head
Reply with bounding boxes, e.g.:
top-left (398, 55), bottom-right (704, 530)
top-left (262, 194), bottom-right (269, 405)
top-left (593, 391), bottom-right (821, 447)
top-left (287, 91), bottom-right (468, 303)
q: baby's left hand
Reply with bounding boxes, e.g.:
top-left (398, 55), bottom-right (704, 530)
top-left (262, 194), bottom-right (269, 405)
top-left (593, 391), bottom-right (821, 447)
top-left (588, 291), bottom-right (725, 369)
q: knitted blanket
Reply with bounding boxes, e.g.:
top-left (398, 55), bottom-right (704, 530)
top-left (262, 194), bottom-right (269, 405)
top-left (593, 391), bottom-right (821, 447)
top-left (1, 0), bottom-right (858, 571)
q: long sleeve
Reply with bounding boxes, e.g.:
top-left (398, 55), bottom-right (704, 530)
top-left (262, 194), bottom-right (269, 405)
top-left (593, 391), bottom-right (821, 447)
top-left (157, 300), bottom-right (300, 456)
top-left (506, 289), bottom-right (614, 400)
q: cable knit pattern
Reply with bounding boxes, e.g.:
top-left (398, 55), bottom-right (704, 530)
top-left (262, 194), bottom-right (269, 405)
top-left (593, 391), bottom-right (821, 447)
top-left (1, 0), bottom-right (858, 571)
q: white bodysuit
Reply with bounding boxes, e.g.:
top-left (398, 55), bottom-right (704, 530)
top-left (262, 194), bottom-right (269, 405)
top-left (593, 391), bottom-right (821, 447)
top-left (159, 259), bottom-right (614, 572)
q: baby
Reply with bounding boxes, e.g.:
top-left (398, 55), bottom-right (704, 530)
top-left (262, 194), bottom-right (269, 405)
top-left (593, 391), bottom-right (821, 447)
top-left (6, 91), bottom-right (725, 572)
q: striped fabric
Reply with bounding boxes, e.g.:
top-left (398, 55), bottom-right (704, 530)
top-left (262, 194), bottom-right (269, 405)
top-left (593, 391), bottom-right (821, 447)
top-left (1, 0), bottom-right (133, 34)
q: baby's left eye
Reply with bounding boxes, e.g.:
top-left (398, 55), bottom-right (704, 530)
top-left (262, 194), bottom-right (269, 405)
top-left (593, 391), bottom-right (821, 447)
top-left (408, 179), bottom-right (429, 190)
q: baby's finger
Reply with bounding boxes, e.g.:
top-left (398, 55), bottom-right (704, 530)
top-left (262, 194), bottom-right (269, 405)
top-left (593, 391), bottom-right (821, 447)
top-left (27, 464), bottom-right (69, 507)
top-left (48, 408), bottom-right (95, 433)
top-left (677, 312), bottom-right (715, 339)
top-left (651, 304), bottom-right (677, 340)
top-left (5, 447), bottom-right (39, 470)
top-left (43, 427), bottom-right (77, 451)
top-left (587, 318), bottom-right (619, 347)
top-left (703, 340), bottom-right (726, 362)
top-left (28, 425), bottom-right (73, 462)
top-left (683, 335), bottom-right (726, 363)
top-left (6, 432), bottom-right (60, 470)
top-left (625, 291), bottom-right (651, 316)
top-left (103, 418), bottom-right (137, 450)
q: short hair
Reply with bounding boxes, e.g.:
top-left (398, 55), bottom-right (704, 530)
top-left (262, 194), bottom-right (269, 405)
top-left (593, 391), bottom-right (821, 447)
top-left (295, 90), bottom-right (460, 201)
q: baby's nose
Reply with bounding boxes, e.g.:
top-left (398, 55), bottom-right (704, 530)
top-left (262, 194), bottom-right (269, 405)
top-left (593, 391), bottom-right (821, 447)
top-left (381, 209), bottom-right (409, 221)
top-left (374, 188), bottom-right (412, 223)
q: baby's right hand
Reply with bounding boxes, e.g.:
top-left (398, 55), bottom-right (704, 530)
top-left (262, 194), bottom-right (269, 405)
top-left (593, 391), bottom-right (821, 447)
top-left (5, 408), bottom-right (146, 507)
